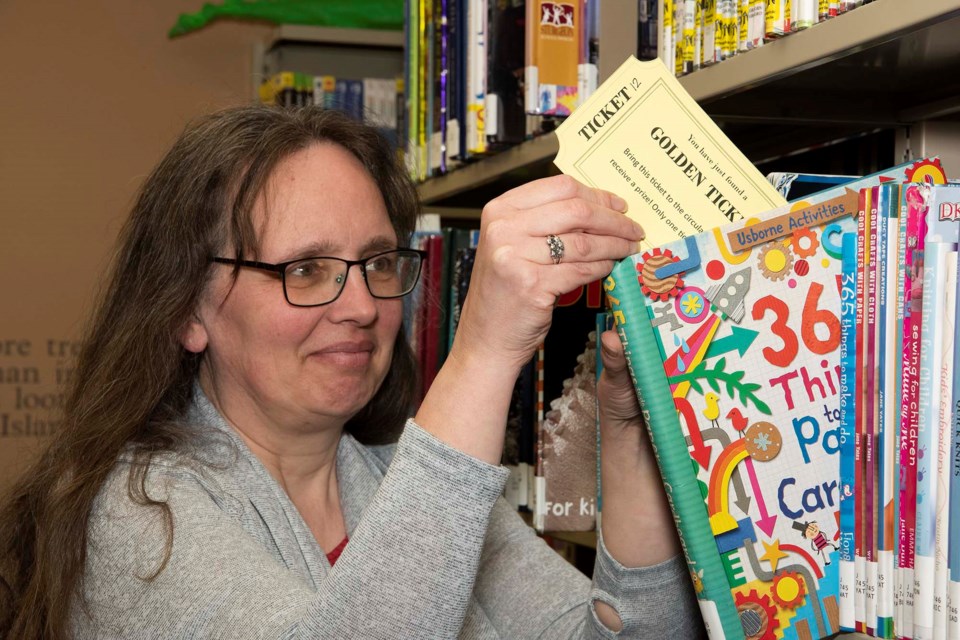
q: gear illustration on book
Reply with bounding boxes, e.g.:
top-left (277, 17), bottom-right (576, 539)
top-left (734, 590), bottom-right (779, 640)
top-left (905, 157), bottom-right (946, 184)
top-left (770, 570), bottom-right (806, 609)
top-left (757, 243), bottom-right (794, 282)
top-left (637, 248), bottom-right (684, 301)
top-left (790, 227), bottom-right (819, 259)
top-left (744, 421), bottom-right (782, 462)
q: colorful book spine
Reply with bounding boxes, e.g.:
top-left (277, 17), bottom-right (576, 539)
top-left (737, 0), bottom-right (750, 53)
top-left (894, 179), bottom-right (910, 638)
top-left (702, 0), bottom-right (718, 64)
top-left (747, 0), bottom-right (765, 48)
top-left (681, 0), bottom-right (698, 74)
top-left (839, 231), bottom-right (858, 632)
top-left (466, 0), bottom-right (487, 154)
top-left (661, 0), bottom-right (675, 74)
top-left (764, 0), bottom-right (789, 37)
top-left (900, 183), bottom-right (930, 640)
top-left (913, 182), bottom-right (934, 640)
top-left (854, 187), bottom-right (869, 633)
top-left (876, 182), bottom-right (900, 638)
top-left (418, 0), bottom-right (431, 178)
top-left (439, 0), bottom-right (449, 174)
top-left (865, 186), bottom-right (878, 637)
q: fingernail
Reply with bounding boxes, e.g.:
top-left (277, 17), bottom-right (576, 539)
top-left (634, 221), bottom-right (646, 239)
top-left (611, 194), bottom-right (628, 212)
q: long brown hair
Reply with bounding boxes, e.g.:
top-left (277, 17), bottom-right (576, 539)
top-left (0, 105), bottom-right (420, 639)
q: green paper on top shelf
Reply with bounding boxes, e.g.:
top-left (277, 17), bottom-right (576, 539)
top-left (168, 0), bottom-right (404, 38)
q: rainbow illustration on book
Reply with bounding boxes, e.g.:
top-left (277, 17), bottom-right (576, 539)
top-left (604, 159), bottom-right (945, 640)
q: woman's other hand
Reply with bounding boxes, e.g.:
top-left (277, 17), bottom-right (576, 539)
top-left (596, 329), bottom-right (681, 568)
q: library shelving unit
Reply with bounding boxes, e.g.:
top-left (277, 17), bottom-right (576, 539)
top-left (417, 0), bottom-right (960, 208)
top-left (251, 24), bottom-right (405, 102)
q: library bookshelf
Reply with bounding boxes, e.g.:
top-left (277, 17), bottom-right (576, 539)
top-left (417, 0), bottom-right (960, 207)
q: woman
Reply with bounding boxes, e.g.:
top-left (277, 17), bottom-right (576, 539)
top-left (0, 106), bottom-right (702, 638)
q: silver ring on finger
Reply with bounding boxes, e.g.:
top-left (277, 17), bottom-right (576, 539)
top-left (546, 234), bottom-right (564, 265)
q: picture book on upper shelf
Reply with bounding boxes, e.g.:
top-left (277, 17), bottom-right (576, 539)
top-left (602, 159), bottom-right (945, 640)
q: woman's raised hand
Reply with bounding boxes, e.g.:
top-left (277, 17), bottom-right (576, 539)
top-left (415, 175), bottom-right (643, 464)
top-left (451, 174), bottom-right (645, 375)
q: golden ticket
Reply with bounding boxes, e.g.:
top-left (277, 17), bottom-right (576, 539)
top-left (554, 56), bottom-right (786, 248)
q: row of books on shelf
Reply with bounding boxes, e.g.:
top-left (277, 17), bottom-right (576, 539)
top-left (601, 157), bottom-right (960, 639)
top-left (402, 0), bottom-right (602, 181)
top-left (659, 0), bottom-right (872, 77)
top-left (258, 71), bottom-right (403, 145)
top-left (835, 179), bottom-right (960, 640)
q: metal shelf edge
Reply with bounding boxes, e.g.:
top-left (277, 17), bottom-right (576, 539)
top-left (268, 24), bottom-right (404, 49)
top-left (417, 133), bottom-right (560, 204)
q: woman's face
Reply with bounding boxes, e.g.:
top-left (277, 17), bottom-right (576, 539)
top-left (188, 142), bottom-right (404, 432)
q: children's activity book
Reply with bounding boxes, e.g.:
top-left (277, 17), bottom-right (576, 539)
top-left (602, 160), bottom-right (943, 640)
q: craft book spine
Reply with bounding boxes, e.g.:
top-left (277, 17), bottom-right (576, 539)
top-left (605, 259), bottom-right (740, 638)
top-left (866, 186), bottom-right (879, 637)
top-left (900, 182), bottom-right (930, 640)
top-left (894, 182), bottom-right (910, 638)
top-left (876, 182), bottom-right (900, 639)
top-left (913, 183), bottom-right (934, 640)
top-left (854, 187), bottom-right (868, 633)
top-left (839, 231), bottom-right (858, 632)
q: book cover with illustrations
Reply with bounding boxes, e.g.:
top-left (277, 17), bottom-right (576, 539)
top-left (607, 193), bottom-right (856, 640)
top-left (603, 160), bottom-right (945, 640)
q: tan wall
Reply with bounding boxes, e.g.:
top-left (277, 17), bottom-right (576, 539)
top-left (0, 2), bottom-right (273, 491)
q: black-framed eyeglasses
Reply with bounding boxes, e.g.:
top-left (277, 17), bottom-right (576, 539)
top-left (211, 249), bottom-right (426, 307)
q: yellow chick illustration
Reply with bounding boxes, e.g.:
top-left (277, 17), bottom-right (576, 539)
top-left (702, 392), bottom-right (720, 429)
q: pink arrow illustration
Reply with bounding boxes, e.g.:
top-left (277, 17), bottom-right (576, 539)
top-left (676, 396), bottom-right (713, 470)
top-left (743, 456), bottom-right (778, 536)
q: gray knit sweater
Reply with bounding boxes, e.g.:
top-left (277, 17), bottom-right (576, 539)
top-left (71, 390), bottom-right (704, 638)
